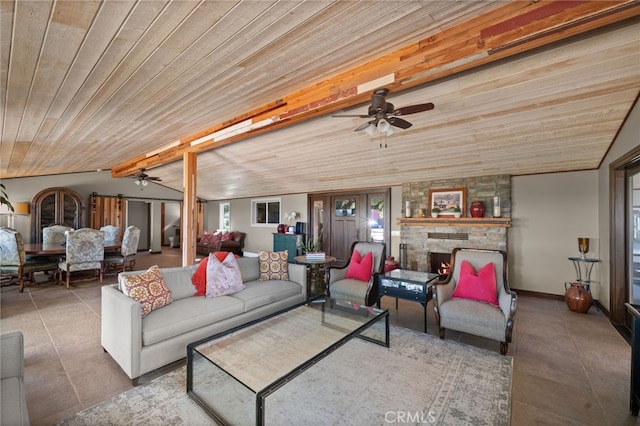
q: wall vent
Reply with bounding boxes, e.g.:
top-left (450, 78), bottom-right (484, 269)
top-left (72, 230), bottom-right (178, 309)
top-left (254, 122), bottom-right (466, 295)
top-left (428, 232), bottom-right (469, 240)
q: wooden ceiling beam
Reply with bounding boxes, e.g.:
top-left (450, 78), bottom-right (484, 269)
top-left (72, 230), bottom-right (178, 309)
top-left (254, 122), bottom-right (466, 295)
top-left (111, 0), bottom-right (640, 178)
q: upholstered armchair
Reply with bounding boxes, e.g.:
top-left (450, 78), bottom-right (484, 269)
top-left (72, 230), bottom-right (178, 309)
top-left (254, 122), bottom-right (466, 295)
top-left (42, 224), bottom-right (73, 244)
top-left (433, 248), bottom-right (517, 355)
top-left (327, 241), bottom-right (386, 306)
top-left (0, 227), bottom-right (59, 292)
top-left (58, 228), bottom-right (105, 288)
top-left (104, 225), bottom-right (140, 273)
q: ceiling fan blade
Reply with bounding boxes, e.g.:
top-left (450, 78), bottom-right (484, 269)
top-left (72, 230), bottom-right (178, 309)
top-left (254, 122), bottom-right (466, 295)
top-left (393, 102), bottom-right (435, 115)
top-left (389, 117), bottom-right (412, 129)
top-left (148, 177), bottom-right (162, 181)
top-left (354, 121), bottom-right (374, 132)
top-left (333, 114), bottom-right (371, 118)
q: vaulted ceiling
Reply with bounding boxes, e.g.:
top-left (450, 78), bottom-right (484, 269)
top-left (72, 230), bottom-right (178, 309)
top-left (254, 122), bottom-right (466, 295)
top-left (2, 1), bottom-right (639, 200)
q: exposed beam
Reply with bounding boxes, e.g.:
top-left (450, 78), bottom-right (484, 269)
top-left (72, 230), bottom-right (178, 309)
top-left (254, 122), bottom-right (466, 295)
top-left (111, 0), bottom-right (640, 179)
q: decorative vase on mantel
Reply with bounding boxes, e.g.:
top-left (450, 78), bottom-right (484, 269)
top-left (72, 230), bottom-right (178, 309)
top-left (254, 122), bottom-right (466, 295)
top-left (470, 200), bottom-right (485, 218)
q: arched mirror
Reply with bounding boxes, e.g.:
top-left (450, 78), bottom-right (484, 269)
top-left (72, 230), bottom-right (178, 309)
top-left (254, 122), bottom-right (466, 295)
top-left (31, 187), bottom-right (85, 243)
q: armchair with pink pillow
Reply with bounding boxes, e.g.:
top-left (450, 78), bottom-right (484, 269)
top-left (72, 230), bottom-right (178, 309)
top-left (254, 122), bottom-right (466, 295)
top-left (433, 247), bottom-right (517, 355)
top-left (327, 241), bottom-right (386, 306)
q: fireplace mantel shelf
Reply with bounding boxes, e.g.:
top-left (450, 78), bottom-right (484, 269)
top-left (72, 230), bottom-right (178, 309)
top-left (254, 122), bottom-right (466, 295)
top-left (397, 217), bottom-right (512, 227)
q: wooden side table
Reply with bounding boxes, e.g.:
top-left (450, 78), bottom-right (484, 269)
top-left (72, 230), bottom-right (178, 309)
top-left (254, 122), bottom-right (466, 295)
top-left (293, 255), bottom-right (336, 299)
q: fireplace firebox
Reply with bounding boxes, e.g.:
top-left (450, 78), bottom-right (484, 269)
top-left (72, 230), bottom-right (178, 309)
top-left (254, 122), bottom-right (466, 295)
top-left (428, 252), bottom-right (452, 281)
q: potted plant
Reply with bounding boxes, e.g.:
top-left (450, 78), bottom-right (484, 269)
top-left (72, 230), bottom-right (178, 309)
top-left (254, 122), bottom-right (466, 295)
top-left (431, 207), bottom-right (440, 218)
top-left (452, 206), bottom-right (461, 218)
top-left (302, 230), bottom-right (324, 259)
top-left (1, 183), bottom-right (14, 212)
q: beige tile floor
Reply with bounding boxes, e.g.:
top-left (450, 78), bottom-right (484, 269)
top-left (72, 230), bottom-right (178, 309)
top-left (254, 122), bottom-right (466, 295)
top-left (1, 249), bottom-right (638, 425)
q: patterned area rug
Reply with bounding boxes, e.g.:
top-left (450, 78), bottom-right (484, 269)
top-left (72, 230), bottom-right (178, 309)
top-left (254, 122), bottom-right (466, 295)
top-left (57, 325), bottom-right (512, 425)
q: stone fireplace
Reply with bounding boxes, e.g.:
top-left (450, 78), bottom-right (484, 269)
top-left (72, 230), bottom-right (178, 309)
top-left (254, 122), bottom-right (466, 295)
top-left (399, 174), bottom-right (511, 273)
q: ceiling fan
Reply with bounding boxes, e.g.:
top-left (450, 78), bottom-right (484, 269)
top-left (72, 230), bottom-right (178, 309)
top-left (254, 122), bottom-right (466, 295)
top-left (332, 88), bottom-right (435, 135)
top-left (132, 168), bottom-right (161, 187)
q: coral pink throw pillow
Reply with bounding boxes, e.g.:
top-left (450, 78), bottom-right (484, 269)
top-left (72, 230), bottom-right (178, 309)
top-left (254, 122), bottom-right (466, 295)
top-left (345, 250), bottom-right (374, 282)
top-left (452, 260), bottom-right (499, 306)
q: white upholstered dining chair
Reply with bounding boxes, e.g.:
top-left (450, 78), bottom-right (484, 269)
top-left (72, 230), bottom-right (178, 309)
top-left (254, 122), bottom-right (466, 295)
top-left (104, 225), bottom-right (140, 273)
top-left (57, 228), bottom-right (104, 288)
top-left (0, 227), bottom-right (58, 292)
top-left (42, 225), bottom-right (73, 244)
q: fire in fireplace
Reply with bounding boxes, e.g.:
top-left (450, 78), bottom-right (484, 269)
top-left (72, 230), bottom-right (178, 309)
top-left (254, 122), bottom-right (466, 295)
top-left (429, 252), bottom-right (452, 281)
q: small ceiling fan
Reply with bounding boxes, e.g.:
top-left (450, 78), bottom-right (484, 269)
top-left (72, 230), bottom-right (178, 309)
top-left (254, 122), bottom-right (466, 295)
top-left (132, 168), bottom-right (161, 187)
top-left (332, 88), bottom-right (435, 135)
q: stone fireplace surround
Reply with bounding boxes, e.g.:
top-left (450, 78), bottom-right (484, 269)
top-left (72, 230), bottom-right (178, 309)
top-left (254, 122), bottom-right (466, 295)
top-left (400, 174), bottom-right (511, 273)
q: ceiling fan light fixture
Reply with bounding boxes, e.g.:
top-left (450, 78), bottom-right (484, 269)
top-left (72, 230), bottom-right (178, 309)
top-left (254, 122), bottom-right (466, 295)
top-left (135, 179), bottom-right (141, 186)
top-left (365, 123), bottom-right (376, 136)
top-left (377, 118), bottom-right (390, 133)
top-left (142, 179), bottom-right (148, 186)
top-left (385, 126), bottom-right (394, 136)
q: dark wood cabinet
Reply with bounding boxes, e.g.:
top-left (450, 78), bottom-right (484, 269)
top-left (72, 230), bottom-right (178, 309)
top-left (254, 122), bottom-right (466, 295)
top-left (31, 187), bottom-right (84, 243)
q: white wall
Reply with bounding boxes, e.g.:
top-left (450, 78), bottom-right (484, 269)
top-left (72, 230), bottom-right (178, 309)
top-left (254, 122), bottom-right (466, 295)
top-left (199, 194), bottom-right (308, 255)
top-left (510, 171), bottom-right (599, 297)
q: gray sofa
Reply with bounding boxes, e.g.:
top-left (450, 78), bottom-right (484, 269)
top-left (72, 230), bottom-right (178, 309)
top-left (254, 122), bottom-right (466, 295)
top-left (101, 257), bottom-right (307, 383)
top-left (1, 331), bottom-right (30, 425)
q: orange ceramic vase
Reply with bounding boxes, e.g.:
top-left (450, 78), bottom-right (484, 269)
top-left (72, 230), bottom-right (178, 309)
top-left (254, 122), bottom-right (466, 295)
top-left (564, 282), bottom-right (593, 313)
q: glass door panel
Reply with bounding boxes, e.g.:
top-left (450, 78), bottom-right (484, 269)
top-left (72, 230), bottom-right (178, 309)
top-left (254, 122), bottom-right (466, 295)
top-left (62, 193), bottom-right (80, 228)
top-left (369, 195), bottom-right (384, 243)
top-left (630, 171), bottom-right (640, 304)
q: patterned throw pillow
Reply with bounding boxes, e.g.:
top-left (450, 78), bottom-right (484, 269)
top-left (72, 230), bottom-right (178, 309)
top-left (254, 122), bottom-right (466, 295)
top-left (206, 251), bottom-right (245, 298)
top-left (452, 261), bottom-right (499, 306)
top-left (345, 250), bottom-right (374, 282)
top-left (121, 265), bottom-right (172, 317)
top-left (192, 252), bottom-right (239, 296)
top-left (258, 250), bottom-right (289, 281)
top-left (200, 231), bottom-right (215, 244)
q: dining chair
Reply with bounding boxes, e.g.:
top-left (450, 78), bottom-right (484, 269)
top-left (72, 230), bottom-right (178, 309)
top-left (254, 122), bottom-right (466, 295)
top-left (42, 225), bottom-right (73, 244)
top-left (0, 227), bottom-right (58, 292)
top-left (99, 225), bottom-right (120, 242)
top-left (58, 228), bottom-right (104, 288)
top-left (104, 226), bottom-right (140, 273)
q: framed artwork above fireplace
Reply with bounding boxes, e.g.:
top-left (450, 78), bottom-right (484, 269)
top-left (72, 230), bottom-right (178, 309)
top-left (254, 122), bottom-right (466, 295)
top-left (428, 188), bottom-right (466, 217)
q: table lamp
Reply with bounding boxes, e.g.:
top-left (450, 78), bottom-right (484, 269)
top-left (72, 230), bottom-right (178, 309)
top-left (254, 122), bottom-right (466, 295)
top-left (2, 202), bottom-right (30, 229)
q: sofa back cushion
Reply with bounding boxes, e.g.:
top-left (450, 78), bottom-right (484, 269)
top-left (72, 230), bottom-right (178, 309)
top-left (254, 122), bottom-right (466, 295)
top-left (119, 264), bottom-right (198, 301)
top-left (236, 256), bottom-right (260, 282)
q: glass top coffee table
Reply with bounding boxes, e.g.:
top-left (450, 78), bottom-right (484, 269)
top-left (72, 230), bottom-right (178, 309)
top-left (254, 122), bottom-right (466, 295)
top-left (187, 297), bottom-right (389, 425)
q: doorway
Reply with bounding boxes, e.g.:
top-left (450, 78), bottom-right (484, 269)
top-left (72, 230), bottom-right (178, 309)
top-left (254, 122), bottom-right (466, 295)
top-left (308, 189), bottom-right (390, 266)
top-left (610, 145), bottom-right (640, 333)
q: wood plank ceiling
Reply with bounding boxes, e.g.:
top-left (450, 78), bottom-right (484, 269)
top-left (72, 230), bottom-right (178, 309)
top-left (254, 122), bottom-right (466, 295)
top-left (1, 1), bottom-right (639, 201)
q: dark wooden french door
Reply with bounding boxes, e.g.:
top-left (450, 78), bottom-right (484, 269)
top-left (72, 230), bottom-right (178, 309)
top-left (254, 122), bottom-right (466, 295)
top-left (308, 189), bottom-right (390, 267)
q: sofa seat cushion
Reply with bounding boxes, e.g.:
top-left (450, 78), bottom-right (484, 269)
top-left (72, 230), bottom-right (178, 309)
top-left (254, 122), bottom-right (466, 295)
top-left (1, 377), bottom-right (29, 426)
top-left (142, 296), bottom-right (244, 346)
top-left (230, 280), bottom-right (302, 312)
top-left (438, 298), bottom-right (507, 342)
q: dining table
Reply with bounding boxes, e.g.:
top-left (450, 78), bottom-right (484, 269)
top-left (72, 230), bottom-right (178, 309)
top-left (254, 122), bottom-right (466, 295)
top-left (24, 240), bottom-right (120, 255)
